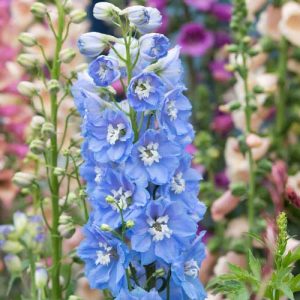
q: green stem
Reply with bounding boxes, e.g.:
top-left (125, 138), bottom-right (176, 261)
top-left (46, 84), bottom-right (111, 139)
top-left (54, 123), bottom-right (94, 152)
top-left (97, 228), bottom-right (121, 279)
top-left (49, 1), bottom-right (65, 299)
top-left (29, 251), bottom-right (37, 300)
top-left (241, 51), bottom-right (255, 245)
top-left (275, 38), bottom-right (288, 155)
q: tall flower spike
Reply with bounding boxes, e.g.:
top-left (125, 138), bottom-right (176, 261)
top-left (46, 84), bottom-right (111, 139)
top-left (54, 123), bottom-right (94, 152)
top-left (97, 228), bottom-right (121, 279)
top-left (74, 2), bottom-right (206, 299)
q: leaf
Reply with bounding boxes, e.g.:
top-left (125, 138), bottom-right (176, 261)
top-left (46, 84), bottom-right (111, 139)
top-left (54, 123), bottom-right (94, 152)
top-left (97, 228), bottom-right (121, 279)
top-left (290, 274), bottom-right (300, 292)
top-left (248, 250), bottom-right (261, 280)
top-left (278, 283), bottom-right (295, 300)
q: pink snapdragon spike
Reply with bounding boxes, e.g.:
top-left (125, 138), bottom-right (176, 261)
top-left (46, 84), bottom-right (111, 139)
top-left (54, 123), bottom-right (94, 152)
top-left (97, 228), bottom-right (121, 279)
top-left (178, 23), bottom-right (214, 57)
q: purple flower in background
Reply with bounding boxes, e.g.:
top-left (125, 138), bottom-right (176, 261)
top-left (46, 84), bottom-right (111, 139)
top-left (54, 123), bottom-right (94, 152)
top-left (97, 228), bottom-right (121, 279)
top-left (211, 110), bottom-right (233, 135)
top-left (214, 170), bottom-right (230, 189)
top-left (147, 0), bottom-right (167, 11)
top-left (211, 3), bottom-right (232, 22)
top-left (209, 60), bottom-right (233, 83)
top-left (214, 31), bottom-right (232, 48)
top-left (178, 23), bottom-right (214, 57)
top-left (184, 0), bottom-right (215, 12)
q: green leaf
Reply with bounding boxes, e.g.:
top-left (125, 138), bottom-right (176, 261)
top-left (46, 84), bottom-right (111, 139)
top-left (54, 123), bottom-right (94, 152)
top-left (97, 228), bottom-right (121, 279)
top-left (248, 250), bottom-right (261, 280)
top-left (290, 274), bottom-right (300, 292)
top-left (279, 283), bottom-right (295, 300)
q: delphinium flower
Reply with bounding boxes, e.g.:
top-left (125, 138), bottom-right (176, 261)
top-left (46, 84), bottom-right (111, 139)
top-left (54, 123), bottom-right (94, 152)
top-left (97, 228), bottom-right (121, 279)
top-left (74, 2), bottom-right (206, 299)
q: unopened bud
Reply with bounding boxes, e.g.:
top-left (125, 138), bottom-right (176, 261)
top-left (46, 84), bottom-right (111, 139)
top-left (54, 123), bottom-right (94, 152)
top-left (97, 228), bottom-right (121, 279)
top-left (246, 134), bottom-right (263, 148)
top-left (13, 172), bottom-right (35, 188)
top-left (68, 296), bottom-right (82, 300)
top-left (17, 53), bottom-right (38, 69)
top-left (58, 214), bottom-right (75, 239)
top-left (41, 122), bottom-right (55, 137)
top-left (18, 32), bottom-right (37, 47)
top-left (126, 220), bottom-right (135, 229)
top-left (17, 81), bottom-right (37, 97)
top-left (100, 224), bottom-right (112, 232)
top-left (31, 2), bottom-right (47, 18)
top-left (70, 9), bottom-right (87, 24)
top-left (0, 240), bottom-right (24, 254)
top-left (13, 211), bottom-right (28, 235)
top-left (253, 85), bottom-right (264, 94)
top-left (31, 115), bottom-right (45, 130)
top-left (59, 48), bottom-right (76, 63)
top-left (230, 182), bottom-right (247, 197)
top-left (30, 139), bottom-right (45, 154)
top-left (154, 268), bottom-right (165, 277)
top-left (226, 44), bottom-right (239, 53)
top-left (4, 255), bottom-right (22, 274)
top-left (47, 79), bottom-right (60, 93)
top-left (105, 195), bottom-right (115, 204)
top-left (54, 167), bottom-right (65, 176)
top-left (74, 63), bottom-right (88, 73)
top-left (35, 267), bottom-right (48, 289)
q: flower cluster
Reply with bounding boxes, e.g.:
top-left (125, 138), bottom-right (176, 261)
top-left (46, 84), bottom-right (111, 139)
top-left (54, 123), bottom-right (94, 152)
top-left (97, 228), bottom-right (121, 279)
top-left (73, 2), bottom-right (206, 299)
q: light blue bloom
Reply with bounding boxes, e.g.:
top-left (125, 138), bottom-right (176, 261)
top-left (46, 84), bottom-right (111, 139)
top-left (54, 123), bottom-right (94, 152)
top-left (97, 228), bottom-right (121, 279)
top-left (87, 109), bottom-right (133, 163)
top-left (131, 199), bottom-right (197, 264)
top-left (78, 32), bottom-right (112, 58)
top-left (127, 72), bottom-right (165, 112)
top-left (91, 169), bottom-right (149, 228)
top-left (146, 46), bottom-right (183, 90)
top-left (159, 154), bottom-right (206, 221)
top-left (77, 216), bottom-right (130, 294)
top-left (139, 33), bottom-right (170, 62)
top-left (126, 129), bottom-right (181, 185)
top-left (122, 6), bottom-right (162, 34)
top-left (88, 55), bottom-right (120, 87)
top-left (116, 287), bottom-right (162, 300)
top-left (170, 235), bottom-right (206, 300)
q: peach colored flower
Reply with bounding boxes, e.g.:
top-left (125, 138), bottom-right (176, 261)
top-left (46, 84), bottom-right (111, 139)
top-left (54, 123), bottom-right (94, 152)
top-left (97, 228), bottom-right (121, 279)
top-left (199, 250), bottom-right (218, 284)
top-left (211, 190), bottom-right (240, 221)
top-left (257, 5), bottom-right (282, 41)
top-left (279, 1), bottom-right (300, 47)
top-left (246, 0), bottom-right (268, 20)
top-left (225, 217), bottom-right (249, 239)
top-left (75, 277), bottom-right (103, 300)
top-left (214, 251), bottom-right (247, 276)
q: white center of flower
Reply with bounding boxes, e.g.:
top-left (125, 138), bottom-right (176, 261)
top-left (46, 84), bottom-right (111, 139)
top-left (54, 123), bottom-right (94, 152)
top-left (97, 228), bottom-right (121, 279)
top-left (109, 187), bottom-right (132, 211)
top-left (95, 167), bottom-right (103, 183)
top-left (147, 215), bottom-right (173, 242)
top-left (135, 79), bottom-right (153, 99)
top-left (166, 100), bottom-right (178, 121)
top-left (171, 172), bottom-right (186, 194)
top-left (138, 142), bottom-right (161, 166)
top-left (95, 243), bottom-right (112, 266)
top-left (106, 123), bottom-right (126, 145)
top-left (98, 64), bottom-right (109, 80)
top-left (184, 259), bottom-right (199, 278)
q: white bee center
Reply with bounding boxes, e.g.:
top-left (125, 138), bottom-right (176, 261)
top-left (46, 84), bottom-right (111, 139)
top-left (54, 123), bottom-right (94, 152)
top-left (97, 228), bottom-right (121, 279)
top-left (184, 259), bottom-right (199, 278)
top-left (166, 100), bottom-right (178, 121)
top-left (109, 187), bottom-right (132, 211)
top-left (135, 79), bottom-right (153, 99)
top-left (147, 215), bottom-right (173, 242)
top-left (138, 142), bottom-right (161, 166)
top-left (95, 243), bottom-right (113, 266)
top-left (106, 123), bottom-right (126, 145)
top-left (171, 172), bottom-right (186, 194)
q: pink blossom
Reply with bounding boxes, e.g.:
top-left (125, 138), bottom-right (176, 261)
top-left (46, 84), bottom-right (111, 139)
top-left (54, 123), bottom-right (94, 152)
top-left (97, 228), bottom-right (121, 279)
top-left (184, 0), bottom-right (215, 12)
top-left (178, 23), bottom-right (214, 57)
top-left (209, 60), bottom-right (233, 83)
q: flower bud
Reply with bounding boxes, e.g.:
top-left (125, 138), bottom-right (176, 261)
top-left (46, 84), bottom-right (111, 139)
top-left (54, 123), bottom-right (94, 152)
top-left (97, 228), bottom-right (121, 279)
top-left (226, 44), bottom-right (239, 53)
top-left (4, 255), bottom-right (22, 274)
top-left (58, 214), bottom-right (75, 239)
top-left (246, 134), bottom-right (263, 148)
top-left (17, 53), bottom-right (38, 69)
top-left (93, 2), bottom-right (121, 22)
top-left (68, 296), bottom-right (82, 300)
top-left (0, 240), bottom-right (24, 254)
top-left (253, 85), bottom-right (264, 94)
top-left (35, 267), bottom-right (48, 289)
top-left (13, 172), bottom-right (35, 188)
top-left (70, 9), bottom-right (87, 24)
top-left (54, 167), bottom-right (65, 176)
top-left (105, 195), bottom-right (115, 204)
top-left (154, 268), bottom-right (165, 277)
top-left (100, 224), bottom-right (112, 232)
top-left (31, 115), bottom-right (45, 130)
top-left (74, 63), bottom-right (88, 73)
top-left (41, 122), bottom-right (55, 137)
top-left (18, 32), bottom-right (37, 47)
top-left (47, 79), bottom-right (60, 93)
top-left (13, 211), bottom-right (28, 235)
top-left (31, 2), bottom-right (47, 18)
top-left (230, 182), bottom-right (247, 197)
top-left (77, 32), bottom-right (113, 58)
top-left (17, 81), bottom-right (38, 97)
top-left (30, 139), bottom-right (45, 154)
top-left (63, 0), bottom-right (73, 13)
top-left (59, 48), bottom-right (76, 63)
top-left (125, 220), bottom-right (135, 229)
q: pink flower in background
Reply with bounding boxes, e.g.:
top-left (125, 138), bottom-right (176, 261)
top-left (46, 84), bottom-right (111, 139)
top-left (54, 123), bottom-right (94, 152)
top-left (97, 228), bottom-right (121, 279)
top-left (178, 23), bottom-right (214, 57)
top-left (214, 170), bottom-right (230, 189)
top-left (214, 30), bottom-right (231, 48)
top-left (147, 0), bottom-right (167, 10)
top-left (210, 60), bottom-right (233, 83)
top-left (211, 110), bottom-right (233, 135)
top-left (184, 0), bottom-right (215, 12)
top-left (211, 3), bottom-right (232, 22)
